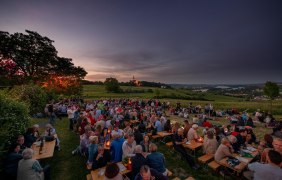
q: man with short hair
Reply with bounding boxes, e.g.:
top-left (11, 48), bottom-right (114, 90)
top-left (187, 124), bottom-right (200, 141)
top-left (132, 145), bottom-right (146, 179)
top-left (146, 143), bottom-right (167, 176)
top-left (244, 150), bottom-right (282, 180)
top-left (134, 165), bottom-right (168, 180)
top-left (122, 133), bottom-right (136, 159)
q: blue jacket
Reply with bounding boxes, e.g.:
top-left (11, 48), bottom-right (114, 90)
top-left (110, 137), bottom-right (125, 162)
top-left (88, 144), bottom-right (98, 163)
top-left (146, 152), bottom-right (166, 173)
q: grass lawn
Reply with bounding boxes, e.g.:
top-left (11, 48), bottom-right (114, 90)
top-left (30, 111), bottom-right (279, 180)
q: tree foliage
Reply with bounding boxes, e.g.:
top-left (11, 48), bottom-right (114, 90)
top-left (264, 81), bottom-right (280, 113)
top-left (0, 92), bottom-right (30, 155)
top-left (264, 81), bottom-right (279, 100)
top-left (0, 30), bottom-right (87, 95)
top-left (104, 77), bottom-right (121, 93)
top-left (8, 84), bottom-right (48, 115)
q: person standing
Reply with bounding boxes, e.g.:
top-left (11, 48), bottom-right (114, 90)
top-left (67, 106), bottom-right (76, 131)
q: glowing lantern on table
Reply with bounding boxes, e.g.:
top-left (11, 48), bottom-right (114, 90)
top-left (127, 158), bottom-right (132, 170)
top-left (106, 141), bottom-right (110, 147)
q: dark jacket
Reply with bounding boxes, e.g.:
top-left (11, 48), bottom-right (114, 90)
top-left (132, 153), bottom-right (146, 178)
top-left (92, 150), bottom-right (111, 169)
top-left (4, 152), bottom-right (23, 177)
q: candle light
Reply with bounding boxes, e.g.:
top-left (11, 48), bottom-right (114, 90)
top-left (106, 141), bottom-right (110, 147)
top-left (127, 157), bottom-right (132, 170)
top-left (107, 129), bottom-right (111, 134)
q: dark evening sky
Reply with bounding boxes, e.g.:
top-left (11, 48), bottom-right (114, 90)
top-left (1, 0), bottom-right (282, 84)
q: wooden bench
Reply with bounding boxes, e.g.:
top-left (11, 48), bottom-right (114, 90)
top-left (208, 160), bottom-right (221, 171)
top-left (165, 141), bottom-right (173, 147)
top-left (86, 174), bottom-right (92, 180)
top-left (198, 154), bottom-right (214, 164)
top-left (152, 135), bottom-right (161, 140)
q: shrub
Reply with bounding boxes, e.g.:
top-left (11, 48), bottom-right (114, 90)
top-left (0, 92), bottom-right (30, 156)
top-left (8, 84), bottom-right (48, 115)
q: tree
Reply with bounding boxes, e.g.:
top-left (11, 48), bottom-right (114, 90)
top-left (264, 81), bottom-right (280, 113)
top-left (104, 77), bottom-right (121, 93)
top-left (0, 30), bottom-right (87, 95)
top-left (0, 92), bottom-right (29, 155)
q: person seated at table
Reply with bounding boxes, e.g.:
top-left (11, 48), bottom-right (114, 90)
top-left (72, 125), bottom-right (92, 155)
top-left (123, 121), bottom-right (133, 139)
top-left (104, 162), bottom-right (123, 180)
top-left (214, 138), bottom-right (234, 162)
top-left (17, 148), bottom-right (50, 180)
top-left (151, 117), bottom-right (162, 133)
top-left (163, 119), bottom-right (172, 132)
top-left (245, 133), bottom-right (256, 147)
top-left (122, 133), bottom-right (137, 159)
top-left (133, 127), bottom-right (143, 145)
top-left (92, 145), bottom-right (111, 169)
top-left (146, 143), bottom-right (168, 176)
top-left (203, 130), bottom-right (218, 155)
top-left (202, 119), bottom-right (212, 128)
top-left (228, 135), bottom-right (240, 153)
top-left (44, 123), bottom-right (60, 150)
top-left (99, 127), bottom-right (111, 144)
top-left (23, 127), bottom-right (37, 148)
top-left (264, 134), bottom-right (274, 148)
top-left (132, 145), bottom-right (146, 179)
top-left (261, 137), bottom-right (282, 164)
top-left (244, 150), bottom-right (282, 180)
top-left (172, 128), bottom-right (200, 170)
top-left (192, 115), bottom-right (199, 124)
top-left (16, 135), bottom-right (26, 153)
top-left (187, 124), bottom-right (200, 141)
top-left (4, 144), bottom-right (22, 180)
top-left (110, 131), bottom-right (125, 162)
top-left (87, 136), bottom-right (99, 167)
top-left (183, 119), bottom-right (191, 139)
top-left (32, 124), bottom-right (40, 138)
top-left (134, 165), bottom-right (168, 180)
top-left (140, 134), bottom-right (151, 153)
top-left (111, 125), bottom-right (124, 138)
top-left (246, 128), bottom-right (257, 143)
top-left (234, 129), bottom-right (247, 149)
top-left (137, 120), bottom-right (146, 134)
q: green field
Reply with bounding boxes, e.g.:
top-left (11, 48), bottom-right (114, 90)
top-left (83, 85), bottom-right (282, 115)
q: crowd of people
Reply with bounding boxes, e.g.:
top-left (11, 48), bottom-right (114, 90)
top-left (3, 123), bottom-right (60, 180)
top-left (3, 98), bottom-right (282, 180)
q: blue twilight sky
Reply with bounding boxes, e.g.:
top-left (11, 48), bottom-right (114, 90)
top-left (0, 0), bottom-right (282, 84)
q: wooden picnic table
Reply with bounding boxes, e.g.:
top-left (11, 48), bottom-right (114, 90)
top-left (157, 131), bottom-right (173, 143)
top-left (91, 162), bottom-right (130, 180)
top-left (31, 140), bottom-right (56, 160)
top-left (218, 149), bottom-right (259, 174)
top-left (182, 140), bottom-right (203, 157)
top-left (157, 131), bottom-right (173, 137)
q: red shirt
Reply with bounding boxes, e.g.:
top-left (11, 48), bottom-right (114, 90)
top-left (203, 121), bottom-right (212, 128)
